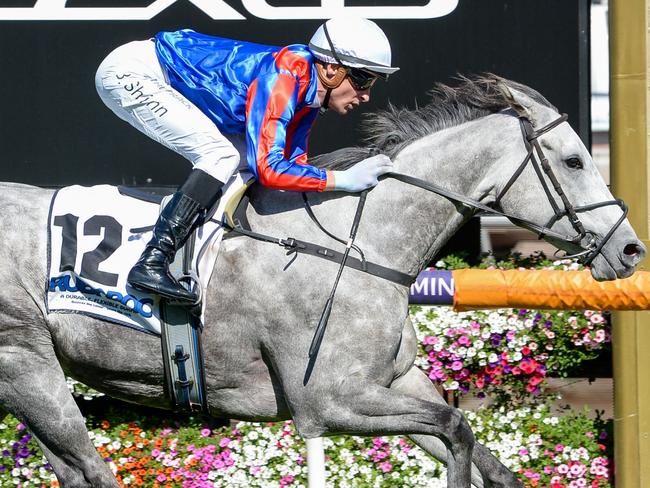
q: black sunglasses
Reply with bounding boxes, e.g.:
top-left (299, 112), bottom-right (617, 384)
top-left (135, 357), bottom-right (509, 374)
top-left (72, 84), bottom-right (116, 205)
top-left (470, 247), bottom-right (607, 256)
top-left (346, 68), bottom-right (385, 91)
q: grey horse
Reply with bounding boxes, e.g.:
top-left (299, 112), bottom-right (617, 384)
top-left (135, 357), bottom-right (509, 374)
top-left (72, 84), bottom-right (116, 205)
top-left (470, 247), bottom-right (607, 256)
top-left (0, 75), bottom-right (645, 487)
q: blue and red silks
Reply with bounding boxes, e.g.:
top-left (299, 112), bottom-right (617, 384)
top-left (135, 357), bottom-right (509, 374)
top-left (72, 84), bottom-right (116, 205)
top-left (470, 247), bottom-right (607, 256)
top-left (155, 29), bottom-right (327, 192)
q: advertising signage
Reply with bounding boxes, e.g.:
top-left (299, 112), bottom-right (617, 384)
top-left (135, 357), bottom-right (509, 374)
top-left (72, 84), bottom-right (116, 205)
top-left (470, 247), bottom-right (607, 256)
top-left (0, 0), bottom-right (589, 187)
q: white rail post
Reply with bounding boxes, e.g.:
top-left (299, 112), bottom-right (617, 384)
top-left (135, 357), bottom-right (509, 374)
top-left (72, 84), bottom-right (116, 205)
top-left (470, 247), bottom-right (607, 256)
top-left (305, 437), bottom-right (326, 487)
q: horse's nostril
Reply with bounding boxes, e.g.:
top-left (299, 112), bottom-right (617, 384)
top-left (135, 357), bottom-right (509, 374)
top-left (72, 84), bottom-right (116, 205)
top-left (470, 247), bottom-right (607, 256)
top-left (624, 243), bottom-right (641, 256)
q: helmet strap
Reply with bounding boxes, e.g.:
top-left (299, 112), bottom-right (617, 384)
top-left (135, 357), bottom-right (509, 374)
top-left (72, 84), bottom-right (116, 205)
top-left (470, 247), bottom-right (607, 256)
top-left (321, 88), bottom-right (332, 113)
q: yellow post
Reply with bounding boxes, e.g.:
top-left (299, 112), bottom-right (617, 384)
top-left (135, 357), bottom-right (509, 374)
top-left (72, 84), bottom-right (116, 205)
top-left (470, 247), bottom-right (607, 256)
top-left (610, 0), bottom-right (650, 485)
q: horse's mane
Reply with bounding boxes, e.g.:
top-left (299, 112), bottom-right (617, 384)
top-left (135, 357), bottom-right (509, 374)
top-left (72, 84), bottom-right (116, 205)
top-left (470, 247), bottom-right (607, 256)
top-left (312, 74), bottom-right (556, 170)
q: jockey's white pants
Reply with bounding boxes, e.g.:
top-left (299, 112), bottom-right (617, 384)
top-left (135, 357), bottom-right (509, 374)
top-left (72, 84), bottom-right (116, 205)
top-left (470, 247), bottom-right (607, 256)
top-left (95, 40), bottom-right (246, 184)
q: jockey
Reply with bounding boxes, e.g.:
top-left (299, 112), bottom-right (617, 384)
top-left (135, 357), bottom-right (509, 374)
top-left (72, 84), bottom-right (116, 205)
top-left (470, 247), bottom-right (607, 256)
top-left (95, 17), bottom-right (399, 304)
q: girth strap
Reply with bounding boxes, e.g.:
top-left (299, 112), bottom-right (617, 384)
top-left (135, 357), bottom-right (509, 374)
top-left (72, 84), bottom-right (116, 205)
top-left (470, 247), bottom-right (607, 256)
top-left (223, 223), bottom-right (414, 287)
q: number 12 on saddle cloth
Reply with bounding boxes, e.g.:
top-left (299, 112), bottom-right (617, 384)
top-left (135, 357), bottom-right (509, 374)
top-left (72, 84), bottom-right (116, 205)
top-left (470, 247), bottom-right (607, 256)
top-left (46, 172), bottom-right (253, 335)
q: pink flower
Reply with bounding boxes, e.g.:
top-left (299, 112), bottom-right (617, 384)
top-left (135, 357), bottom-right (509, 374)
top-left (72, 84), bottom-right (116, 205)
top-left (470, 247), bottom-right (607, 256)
top-left (555, 444), bottom-right (565, 452)
top-left (379, 462), bottom-right (393, 473)
top-left (458, 335), bottom-right (471, 346)
top-left (250, 465), bottom-right (262, 476)
top-left (280, 475), bottom-right (295, 486)
top-left (200, 428), bottom-right (211, 437)
top-left (569, 480), bottom-right (587, 487)
top-left (557, 463), bottom-right (569, 474)
top-left (451, 361), bottom-right (463, 371)
top-left (373, 437), bottom-right (386, 448)
top-left (219, 437), bottom-right (231, 448)
top-left (569, 462), bottom-right (587, 478)
top-left (151, 448), bottom-right (161, 458)
top-left (156, 473), bottom-right (167, 482)
top-left (590, 313), bottom-right (605, 324)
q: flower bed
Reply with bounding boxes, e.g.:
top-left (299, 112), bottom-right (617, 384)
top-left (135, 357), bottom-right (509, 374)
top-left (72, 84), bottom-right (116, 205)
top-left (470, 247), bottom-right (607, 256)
top-left (0, 401), bottom-right (611, 487)
top-left (412, 306), bottom-right (609, 402)
top-left (0, 254), bottom-right (615, 487)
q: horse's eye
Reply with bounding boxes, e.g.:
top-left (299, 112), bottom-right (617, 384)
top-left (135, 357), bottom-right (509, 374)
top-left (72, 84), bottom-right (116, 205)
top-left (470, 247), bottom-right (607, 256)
top-left (565, 157), bottom-right (583, 169)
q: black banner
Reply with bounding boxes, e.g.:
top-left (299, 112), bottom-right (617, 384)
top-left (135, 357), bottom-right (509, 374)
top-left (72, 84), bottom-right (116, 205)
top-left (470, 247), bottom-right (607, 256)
top-left (0, 0), bottom-right (589, 187)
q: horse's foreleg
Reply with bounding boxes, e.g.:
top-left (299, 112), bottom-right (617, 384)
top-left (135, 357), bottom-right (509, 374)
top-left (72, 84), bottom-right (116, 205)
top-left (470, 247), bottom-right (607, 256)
top-left (391, 367), bottom-right (523, 488)
top-left (299, 381), bottom-right (475, 487)
top-left (0, 338), bottom-right (119, 487)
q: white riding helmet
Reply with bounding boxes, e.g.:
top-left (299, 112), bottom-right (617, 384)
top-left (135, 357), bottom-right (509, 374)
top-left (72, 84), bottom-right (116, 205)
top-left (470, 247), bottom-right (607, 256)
top-left (308, 17), bottom-right (399, 76)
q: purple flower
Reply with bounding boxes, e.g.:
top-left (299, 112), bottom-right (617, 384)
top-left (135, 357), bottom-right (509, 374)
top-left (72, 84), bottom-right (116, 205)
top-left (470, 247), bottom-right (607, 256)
top-left (16, 448), bottom-right (31, 459)
top-left (490, 334), bottom-right (502, 346)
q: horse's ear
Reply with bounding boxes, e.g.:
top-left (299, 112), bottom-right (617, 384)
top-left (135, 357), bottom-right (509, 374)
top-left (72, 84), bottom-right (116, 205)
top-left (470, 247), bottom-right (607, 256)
top-left (496, 81), bottom-right (535, 121)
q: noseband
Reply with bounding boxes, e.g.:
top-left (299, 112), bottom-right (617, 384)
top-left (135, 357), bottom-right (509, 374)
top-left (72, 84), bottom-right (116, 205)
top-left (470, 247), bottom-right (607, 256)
top-left (384, 112), bottom-right (628, 266)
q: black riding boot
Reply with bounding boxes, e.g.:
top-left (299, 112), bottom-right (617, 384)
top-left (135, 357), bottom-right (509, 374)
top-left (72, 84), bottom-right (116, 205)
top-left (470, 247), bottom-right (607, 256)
top-left (128, 169), bottom-right (224, 304)
top-left (127, 192), bottom-right (203, 303)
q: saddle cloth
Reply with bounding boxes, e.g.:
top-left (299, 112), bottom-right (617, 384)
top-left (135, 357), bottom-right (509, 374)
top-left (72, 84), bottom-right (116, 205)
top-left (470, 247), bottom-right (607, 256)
top-left (46, 172), bottom-right (252, 335)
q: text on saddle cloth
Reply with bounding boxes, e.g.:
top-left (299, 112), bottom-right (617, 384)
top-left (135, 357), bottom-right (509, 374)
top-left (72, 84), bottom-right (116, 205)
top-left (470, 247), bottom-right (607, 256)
top-left (46, 172), bottom-right (253, 335)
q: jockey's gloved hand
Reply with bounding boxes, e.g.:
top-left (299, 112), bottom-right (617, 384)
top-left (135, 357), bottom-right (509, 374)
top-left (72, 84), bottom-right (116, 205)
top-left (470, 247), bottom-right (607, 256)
top-left (331, 154), bottom-right (394, 192)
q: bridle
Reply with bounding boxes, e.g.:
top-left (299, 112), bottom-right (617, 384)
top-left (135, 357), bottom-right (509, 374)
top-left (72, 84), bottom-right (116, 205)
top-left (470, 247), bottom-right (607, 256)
top-left (494, 112), bottom-right (628, 265)
top-left (384, 111), bottom-right (628, 266)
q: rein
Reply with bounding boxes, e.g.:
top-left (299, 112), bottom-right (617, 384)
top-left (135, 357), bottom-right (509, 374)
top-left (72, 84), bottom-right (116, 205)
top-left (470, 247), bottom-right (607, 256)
top-left (226, 111), bottom-right (628, 287)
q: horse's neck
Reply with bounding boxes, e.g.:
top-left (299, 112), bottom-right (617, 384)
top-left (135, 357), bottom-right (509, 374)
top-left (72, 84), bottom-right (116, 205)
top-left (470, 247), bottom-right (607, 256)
top-left (355, 116), bottom-right (520, 277)
top-left (246, 115), bottom-right (519, 281)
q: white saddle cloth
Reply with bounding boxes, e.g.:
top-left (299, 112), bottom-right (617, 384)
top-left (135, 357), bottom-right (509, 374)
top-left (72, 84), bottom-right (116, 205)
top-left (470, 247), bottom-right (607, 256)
top-left (46, 172), bottom-right (252, 335)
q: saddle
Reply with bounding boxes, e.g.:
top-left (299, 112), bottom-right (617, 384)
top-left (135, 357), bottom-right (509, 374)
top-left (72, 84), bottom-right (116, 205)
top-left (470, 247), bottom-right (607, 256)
top-left (47, 173), bottom-right (254, 413)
